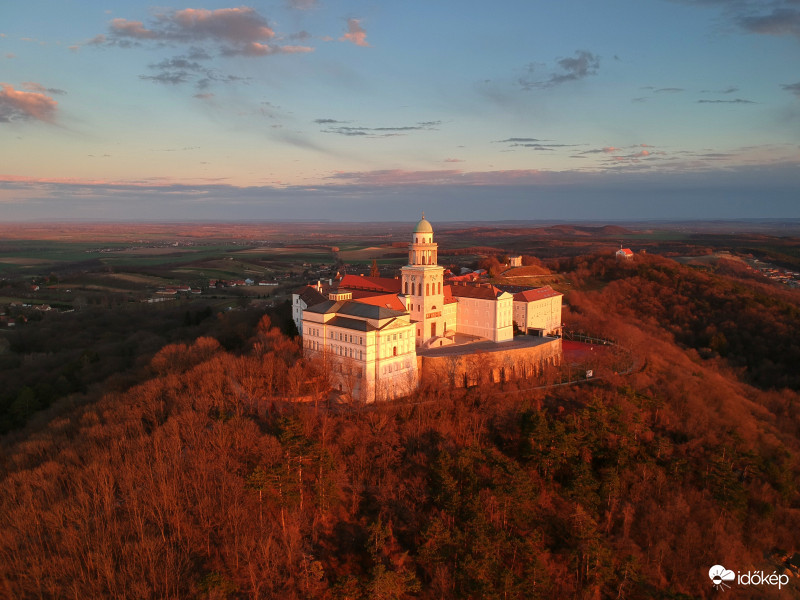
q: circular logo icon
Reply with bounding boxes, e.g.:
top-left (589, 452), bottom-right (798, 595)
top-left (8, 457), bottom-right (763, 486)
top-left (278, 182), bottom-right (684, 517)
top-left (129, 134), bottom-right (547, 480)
top-left (709, 565), bottom-right (735, 590)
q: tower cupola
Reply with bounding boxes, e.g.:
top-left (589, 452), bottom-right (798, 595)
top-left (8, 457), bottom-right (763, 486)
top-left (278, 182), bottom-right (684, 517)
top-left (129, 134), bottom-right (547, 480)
top-left (413, 213), bottom-right (434, 235)
top-left (408, 212), bottom-right (437, 265)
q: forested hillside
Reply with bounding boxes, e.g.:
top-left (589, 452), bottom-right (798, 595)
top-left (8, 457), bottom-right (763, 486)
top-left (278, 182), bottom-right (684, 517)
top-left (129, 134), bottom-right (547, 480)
top-left (1, 255), bottom-right (799, 599)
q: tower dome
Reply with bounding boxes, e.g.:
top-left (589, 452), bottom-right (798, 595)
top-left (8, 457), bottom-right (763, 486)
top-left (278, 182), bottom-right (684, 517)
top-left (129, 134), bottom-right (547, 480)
top-left (414, 213), bottom-right (433, 234)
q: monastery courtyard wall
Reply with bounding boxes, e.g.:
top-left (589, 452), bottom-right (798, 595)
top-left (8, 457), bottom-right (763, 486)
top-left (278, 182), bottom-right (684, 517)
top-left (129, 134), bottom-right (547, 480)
top-left (418, 336), bottom-right (562, 389)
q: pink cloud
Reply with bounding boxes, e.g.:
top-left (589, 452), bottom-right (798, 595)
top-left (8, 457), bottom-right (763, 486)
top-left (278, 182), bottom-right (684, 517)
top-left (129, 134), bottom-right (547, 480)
top-left (636, 150), bottom-right (650, 157)
top-left (0, 174), bottom-right (221, 187)
top-left (602, 146), bottom-right (618, 153)
top-left (95, 8), bottom-right (314, 58)
top-left (327, 168), bottom-right (544, 186)
top-left (0, 175), bottom-right (113, 185)
top-left (170, 7), bottom-right (274, 43)
top-left (444, 158), bottom-right (465, 163)
top-left (225, 41), bottom-right (313, 56)
top-left (110, 18), bottom-right (158, 39)
top-left (280, 45), bottom-right (314, 53)
top-left (340, 18), bottom-right (369, 47)
top-left (21, 82), bottom-right (66, 95)
top-left (106, 8), bottom-right (277, 44)
top-left (0, 83), bottom-right (58, 123)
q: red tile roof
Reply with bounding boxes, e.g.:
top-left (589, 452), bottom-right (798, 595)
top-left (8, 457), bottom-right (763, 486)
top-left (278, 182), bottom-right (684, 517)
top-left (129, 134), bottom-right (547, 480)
top-left (339, 274), bottom-right (402, 293)
top-left (512, 285), bottom-right (563, 303)
top-left (449, 283), bottom-right (505, 300)
top-left (445, 272), bottom-right (480, 283)
top-left (442, 285), bottom-right (459, 304)
top-left (353, 293), bottom-right (407, 311)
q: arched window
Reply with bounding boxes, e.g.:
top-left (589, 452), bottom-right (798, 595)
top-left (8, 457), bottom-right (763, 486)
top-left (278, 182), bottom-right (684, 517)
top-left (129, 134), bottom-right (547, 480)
top-left (438, 282), bottom-right (441, 294)
top-left (404, 282), bottom-right (408, 294)
top-left (393, 346), bottom-right (397, 356)
top-left (426, 283), bottom-right (430, 295)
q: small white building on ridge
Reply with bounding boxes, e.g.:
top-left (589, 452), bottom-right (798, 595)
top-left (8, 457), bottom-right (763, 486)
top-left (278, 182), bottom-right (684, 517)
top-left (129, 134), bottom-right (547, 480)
top-left (616, 247), bottom-right (634, 260)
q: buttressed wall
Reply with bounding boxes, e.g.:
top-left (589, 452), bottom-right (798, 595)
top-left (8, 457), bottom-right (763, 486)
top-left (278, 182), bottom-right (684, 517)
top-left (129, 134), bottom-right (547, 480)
top-left (419, 338), bottom-right (562, 389)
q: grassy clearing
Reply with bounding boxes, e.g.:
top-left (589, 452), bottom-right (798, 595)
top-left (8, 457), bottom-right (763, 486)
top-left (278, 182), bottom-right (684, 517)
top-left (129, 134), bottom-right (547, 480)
top-left (501, 265), bottom-right (551, 277)
top-left (101, 272), bottom-right (174, 285)
top-left (232, 247), bottom-right (331, 256)
top-left (0, 258), bottom-right (55, 266)
top-left (339, 246), bottom-right (403, 261)
top-left (104, 247), bottom-right (206, 256)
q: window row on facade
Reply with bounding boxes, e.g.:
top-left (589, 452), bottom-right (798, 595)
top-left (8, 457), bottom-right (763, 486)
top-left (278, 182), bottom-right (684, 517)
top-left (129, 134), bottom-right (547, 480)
top-left (404, 281), bottom-right (442, 296)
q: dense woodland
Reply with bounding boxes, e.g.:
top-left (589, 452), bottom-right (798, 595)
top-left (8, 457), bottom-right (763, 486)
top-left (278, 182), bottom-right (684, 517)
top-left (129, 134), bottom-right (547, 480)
top-left (0, 302), bottom-right (285, 434)
top-left (1, 253), bottom-right (800, 598)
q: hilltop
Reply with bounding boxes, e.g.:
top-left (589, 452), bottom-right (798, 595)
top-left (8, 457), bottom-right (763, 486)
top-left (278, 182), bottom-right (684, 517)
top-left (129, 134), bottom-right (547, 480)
top-left (1, 248), bottom-right (798, 599)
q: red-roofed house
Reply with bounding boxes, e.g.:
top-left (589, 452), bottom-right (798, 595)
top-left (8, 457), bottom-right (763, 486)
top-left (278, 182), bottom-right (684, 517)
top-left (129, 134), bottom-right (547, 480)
top-left (339, 274), bottom-right (402, 294)
top-left (353, 293), bottom-right (407, 312)
top-left (448, 283), bottom-right (514, 342)
top-left (512, 285), bottom-right (563, 336)
top-left (445, 272), bottom-right (480, 283)
top-left (616, 247), bottom-right (634, 260)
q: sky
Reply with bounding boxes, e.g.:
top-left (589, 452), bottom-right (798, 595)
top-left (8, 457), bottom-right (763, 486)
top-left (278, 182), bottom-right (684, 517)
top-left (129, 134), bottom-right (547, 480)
top-left (1, 0), bottom-right (799, 222)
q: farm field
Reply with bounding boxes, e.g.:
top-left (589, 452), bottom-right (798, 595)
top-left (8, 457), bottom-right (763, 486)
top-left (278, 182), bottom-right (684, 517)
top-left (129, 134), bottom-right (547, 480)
top-left (1, 220), bottom-right (798, 302)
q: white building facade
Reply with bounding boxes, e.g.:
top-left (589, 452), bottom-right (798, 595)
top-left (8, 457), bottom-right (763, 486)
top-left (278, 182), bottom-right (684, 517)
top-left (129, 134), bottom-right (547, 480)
top-left (294, 215), bottom-right (562, 402)
top-left (449, 284), bottom-right (514, 342)
top-left (512, 286), bottom-right (563, 337)
top-left (301, 300), bottom-right (418, 402)
top-left (292, 283), bottom-right (326, 334)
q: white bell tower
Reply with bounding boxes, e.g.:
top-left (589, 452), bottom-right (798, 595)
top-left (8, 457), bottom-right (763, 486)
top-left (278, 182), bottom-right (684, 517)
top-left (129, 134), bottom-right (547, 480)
top-left (401, 213), bottom-right (446, 347)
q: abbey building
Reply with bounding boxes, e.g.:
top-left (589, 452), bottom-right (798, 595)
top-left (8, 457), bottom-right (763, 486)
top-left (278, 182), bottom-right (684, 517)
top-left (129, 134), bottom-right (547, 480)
top-left (293, 215), bottom-right (562, 402)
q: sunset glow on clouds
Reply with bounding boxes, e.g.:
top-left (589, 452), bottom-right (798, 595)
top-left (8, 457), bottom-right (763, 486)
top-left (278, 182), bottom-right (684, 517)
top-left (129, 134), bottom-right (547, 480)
top-left (0, 83), bottom-right (58, 122)
top-left (339, 19), bottom-right (369, 47)
top-left (1, 0), bottom-right (799, 220)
